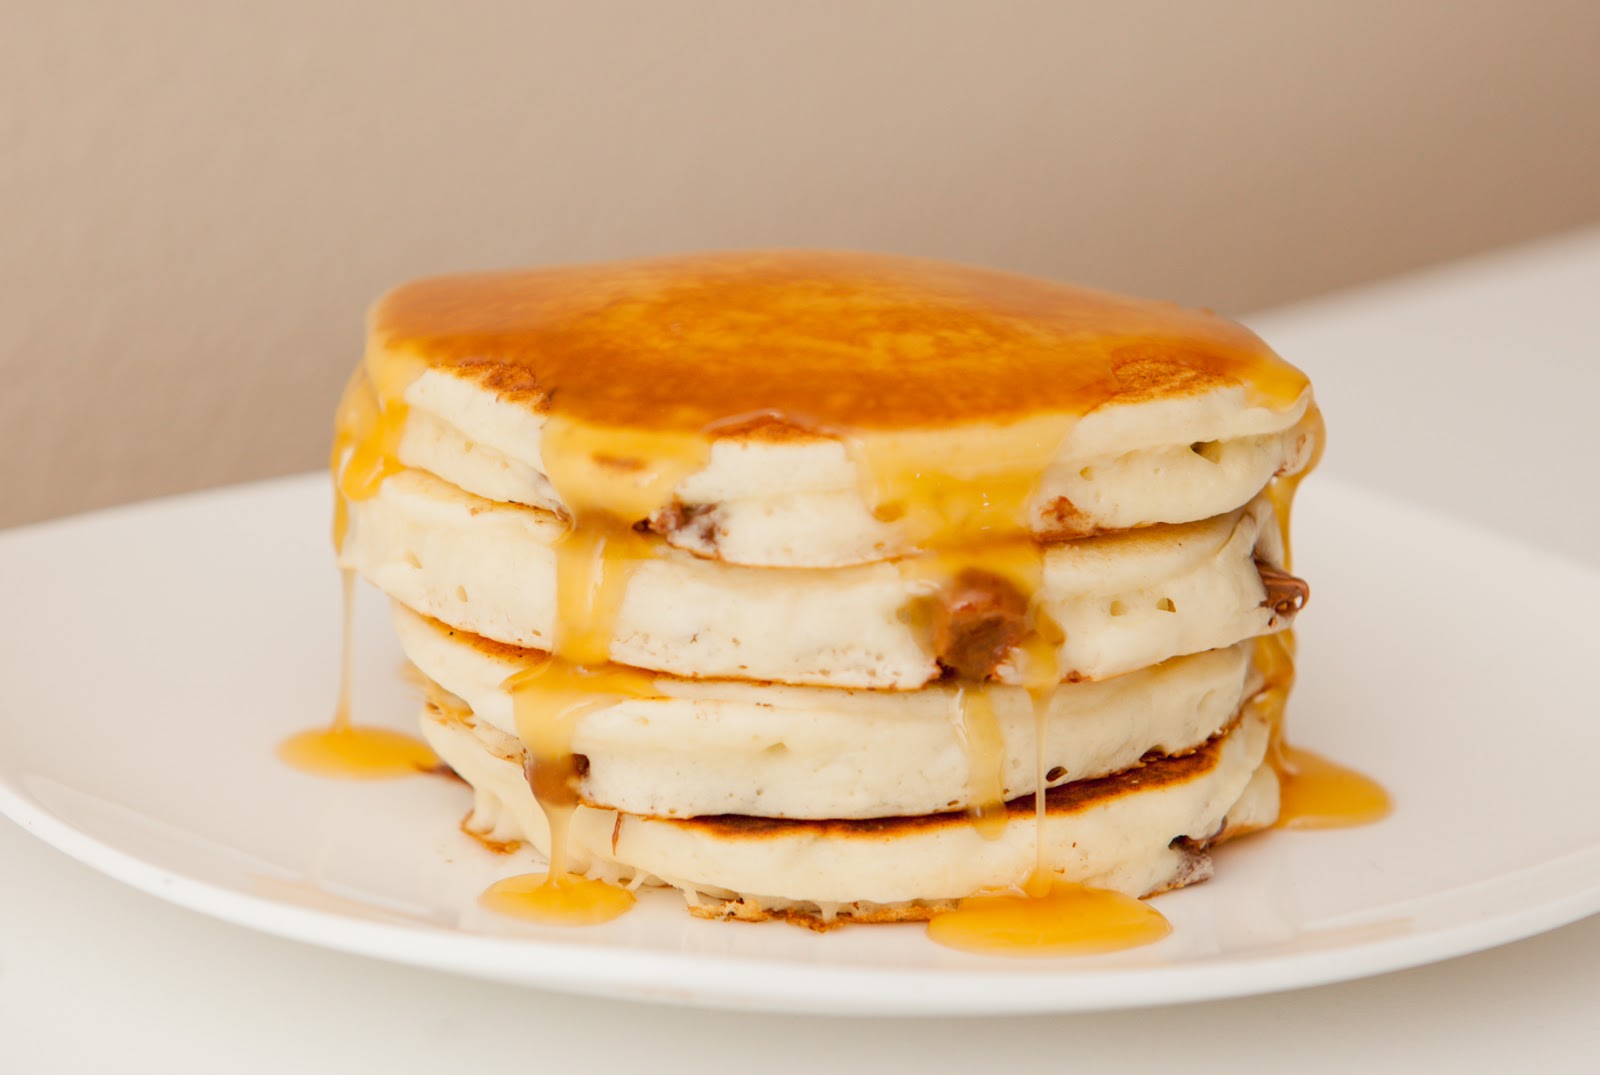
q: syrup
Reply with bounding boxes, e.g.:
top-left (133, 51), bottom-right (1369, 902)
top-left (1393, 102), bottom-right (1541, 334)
top-left (277, 569), bottom-right (439, 779)
top-left (538, 414), bottom-right (709, 666)
top-left (479, 870), bottom-right (635, 926)
top-left (371, 252), bottom-right (1309, 430)
top-left (1275, 746), bottom-right (1392, 829)
top-left (927, 877), bottom-right (1171, 956)
top-left (1263, 404), bottom-right (1325, 571)
top-left (1251, 632), bottom-right (1391, 828)
top-left (1017, 623), bottom-right (1065, 881)
top-left (952, 684), bottom-right (1008, 836)
top-left (469, 417), bottom-right (702, 922)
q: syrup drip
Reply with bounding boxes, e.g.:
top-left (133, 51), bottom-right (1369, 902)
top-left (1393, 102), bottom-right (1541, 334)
top-left (477, 417), bottom-right (703, 924)
top-left (329, 357), bottom-right (423, 550)
top-left (1252, 631), bottom-right (1392, 829)
top-left (953, 685), bottom-right (1007, 837)
top-left (1263, 405), bottom-right (1325, 571)
top-left (1017, 624), bottom-right (1064, 882)
top-left (277, 569), bottom-right (439, 779)
top-left (864, 408), bottom-right (1064, 796)
top-left (866, 407), bottom-right (1183, 951)
top-left (857, 416), bottom-right (1073, 548)
top-left (924, 613), bottom-right (1152, 956)
top-left (550, 527), bottom-right (643, 667)
top-left (907, 540), bottom-right (1054, 838)
top-left (281, 354), bottom-right (437, 778)
top-left (478, 655), bottom-right (658, 924)
top-left (541, 415), bottom-right (710, 665)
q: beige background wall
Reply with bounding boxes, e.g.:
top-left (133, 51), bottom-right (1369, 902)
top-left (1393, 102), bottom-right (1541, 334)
top-left (5, 0), bottom-right (1600, 527)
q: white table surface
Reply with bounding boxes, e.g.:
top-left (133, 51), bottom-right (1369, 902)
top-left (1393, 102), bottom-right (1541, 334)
top-left (6, 226), bottom-right (1599, 1073)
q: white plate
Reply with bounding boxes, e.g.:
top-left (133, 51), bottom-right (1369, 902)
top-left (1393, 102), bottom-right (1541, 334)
top-left (1, 474), bottom-right (1597, 1015)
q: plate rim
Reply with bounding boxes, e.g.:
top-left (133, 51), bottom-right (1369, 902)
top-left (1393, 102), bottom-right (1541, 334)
top-left (6, 780), bottom-right (1600, 1015)
top-left (4, 471), bottom-right (1599, 1015)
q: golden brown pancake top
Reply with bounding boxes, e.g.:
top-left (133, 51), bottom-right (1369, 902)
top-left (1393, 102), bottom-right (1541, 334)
top-left (371, 250), bottom-right (1307, 431)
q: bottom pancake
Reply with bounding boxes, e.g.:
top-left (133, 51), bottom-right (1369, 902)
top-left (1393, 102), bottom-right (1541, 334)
top-left (421, 697), bottom-right (1278, 925)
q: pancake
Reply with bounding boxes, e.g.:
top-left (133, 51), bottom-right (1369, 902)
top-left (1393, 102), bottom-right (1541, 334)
top-left (427, 697), bottom-right (1276, 921)
top-left (323, 250), bottom-right (1328, 939)
top-left (360, 251), bottom-right (1315, 568)
top-left (341, 469), bottom-right (1299, 688)
top-left (396, 604), bottom-right (1265, 819)
top-left (394, 369), bottom-right (1318, 567)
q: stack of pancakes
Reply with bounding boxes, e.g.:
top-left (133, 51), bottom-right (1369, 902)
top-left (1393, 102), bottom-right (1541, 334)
top-left (333, 251), bottom-right (1318, 925)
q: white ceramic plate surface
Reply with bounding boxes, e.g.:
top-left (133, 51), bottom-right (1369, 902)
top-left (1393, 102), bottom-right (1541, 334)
top-left (2, 474), bottom-right (1597, 1015)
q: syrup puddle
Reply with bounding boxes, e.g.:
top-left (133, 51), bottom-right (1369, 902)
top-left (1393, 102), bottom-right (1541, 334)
top-left (928, 874), bottom-right (1171, 956)
top-left (479, 871), bottom-right (636, 927)
top-left (1275, 745), bottom-right (1392, 829)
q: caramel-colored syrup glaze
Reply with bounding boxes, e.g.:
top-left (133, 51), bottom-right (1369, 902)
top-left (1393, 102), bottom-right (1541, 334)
top-left (325, 251), bottom-right (1366, 947)
top-left (277, 569), bottom-right (440, 779)
top-left (371, 251), bottom-right (1307, 430)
